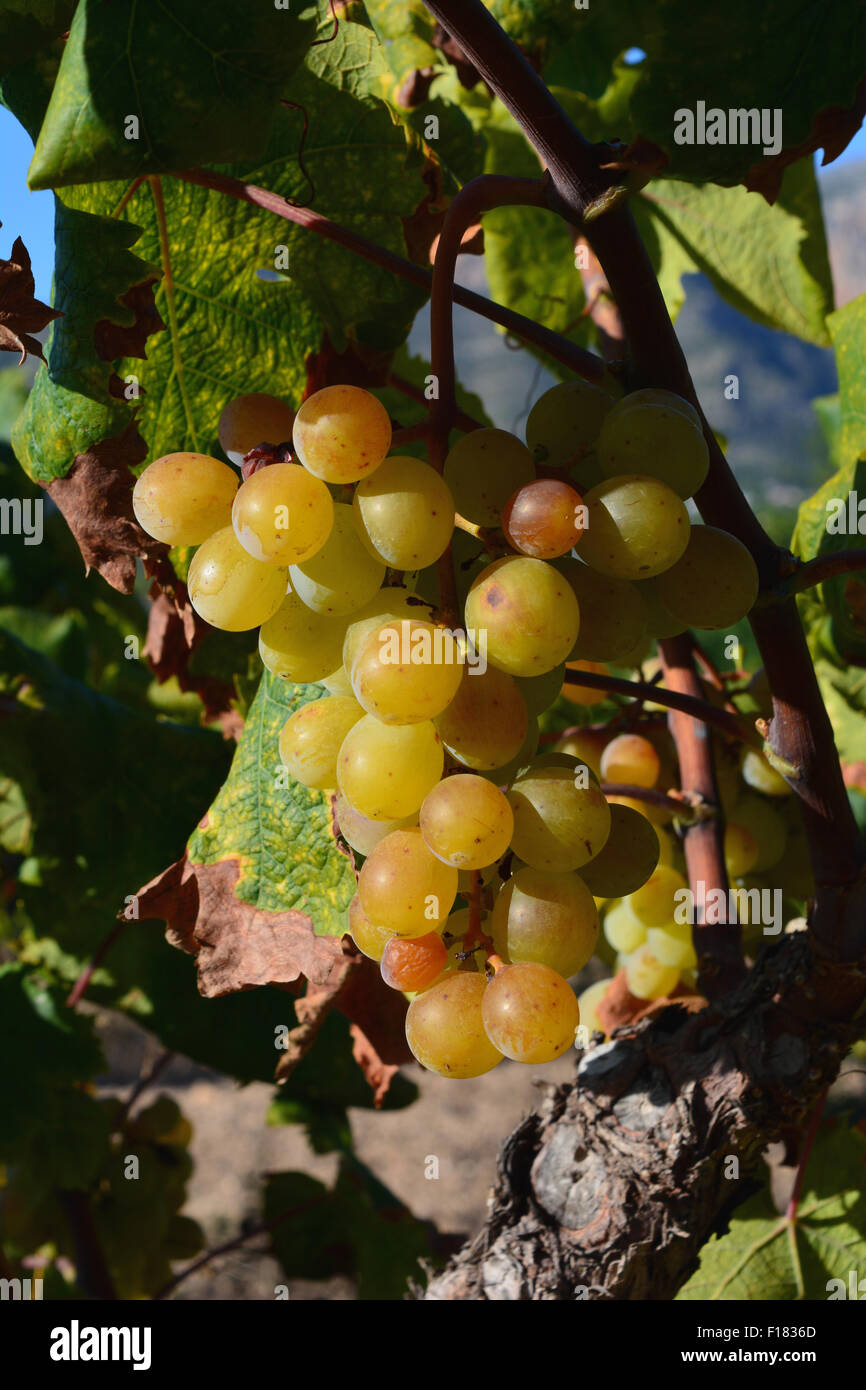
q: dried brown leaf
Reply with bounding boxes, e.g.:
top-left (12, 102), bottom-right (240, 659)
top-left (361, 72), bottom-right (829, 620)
top-left (93, 277), bottom-right (165, 361)
top-left (0, 235), bottom-right (62, 364)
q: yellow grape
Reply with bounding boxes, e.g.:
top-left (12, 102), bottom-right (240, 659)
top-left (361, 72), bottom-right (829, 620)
top-left (464, 557), bottom-right (580, 677)
top-left (292, 384), bottom-right (391, 483)
top-left (287, 503), bottom-right (384, 616)
top-left (259, 589), bottom-right (350, 683)
top-left (492, 865), bottom-right (598, 977)
top-left (724, 822), bottom-right (759, 877)
top-left (600, 733), bottom-right (660, 789)
top-left (188, 526), bottom-right (288, 631)
top-left (561, 660), bottom-right (609, 707)
top-left (576, 978), bottom-right (612, 1038)
top-left (348, 894), bottom-right (393, 961)
top-left (740, 748), bottom-right (792, 797)
top-left (727, 794), bottom-right (787, 871)
top-left (479, 715), bottom-right (540, 787)
top-left (623, 864), bottom-right (688, 927)
top-left (353, 456), bottom-right (454, 569)
top-left (342, 585), bottom-right (433, 676)
top-left (406, 973), bottom-right (504, 1078)
top-left (381, 932), bottom-right (448, 992)
top-left (334, 792), bottom-right (416, 857)
top-left (508, 764), bottom-right (611, 872)
top-left (232, 462), bottom-right (334, 565)
top-left (482, 961), bottom-right (580, 1063)
top-left (133, 453), bottom-right (238, 546)
top-left (654, 824), bottom-right (675, 867)
top-left (603, 900), bottom-right (647, 954)
top-left (420, 774), bottom-right (514, 869)
top-left (554, 728), bottom-right (608, 779)
top-left (646, 921), bottom-right (697, 970)
top-left (218, 393), bottom-right (296, 466)
top-left (577, 802), bottom-right (660, 898)
top-left (444, 428), bottom-right (535, 526)
top-left (358, 827), bottom-right (457, 936)
top-left (606, 791), bottom-right (672, 828)
top-left (350, 619), bottom-right (463, 725)
top-left (278, 695), bottom-right (364, 790)
top-left (434, 664), bottom-right (528, 771)
top-left (653, 526), bottom-right (759, 630)
top-left (579, 475), bottom-right (690, 580)
top-left (558, 560), bottom-right (648, 663)
top-left (320, 665), bottom-right (354, 697)
top-left (525, 380), bottom-right (614, 469)
top-left (598, 394), bottom-right (709, 498)
top-left (623, 943), bottom-right (680, 1000)
top-left (337, 716), bottom-right (444, 821)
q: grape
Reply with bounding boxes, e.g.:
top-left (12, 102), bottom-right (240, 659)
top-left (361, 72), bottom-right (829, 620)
top-left (132, 453), bottom-right (238, 546)
top-left (292, 384), bottom-right (391, 483)
top-left (646, 922), bottom-right (697, 970)
top-left (654, 825), bottom-right (675, 867)
top-left (577, 803), bottom-right (660, 897)
top-left (576, 978), bottom-right (612, 1037)
top-left (579, 476), bottom-right (690, 580)
top-left (623, 944), bottom-right (680, 1000)
top-left (188, 526), bottom-right (288, 631)
top-left (350, 618), bottom-right (463, 725)
top-left (482, 961), bottom-right (580, 1063)
top-left (492, 865), bottom-right (598, 977)
top-left (288, 503), bottom-right (385, 616)
top-left (259, 589), bottom-right (350, 683)
top-left (218, 393), bottom-right (296, 466)
top-left (320, 665), bottom-right (354, 697)
top-left (342, 585), bottom-right (433, 677)
top-left (358, 827), bottom-right (457, 936)
top-left (623, 865), bottom-right (688, 927)
top-left (353, 456), bottom-right (454, 569)
top-left (348, 894), bottom-right (393, 961)
top-left (508, 764), bottom-right (611, 872)
top-left (603, 901), bottom-right (647, 954)
top-left (611, 388), bottom-right (700, 428)
top-left (740, 749), bottom-right (792, 797)
top-left (514, 664), bottom-right (566, 717)
top-left (606, 792), bottom-right (672, 829)
top-left (600, 733), bottom-right (660, 789)
top-left (558, 560), bottom-right (648, 662)
top-left (464, 557), bottom-right (580, 677)
top-left (232, 462), bottom-right (334, 566)
top-left (455, 863), bottom-right (498, 895)
top-left (502, 479), bottom-right (585, 559)
top-left (554, 728), bottom-right (608, 779)
top-left (727, 794), bottom-right (787, 871)
top-left (561, 660), bottom-right (609, 706)
top-left (420, 774), bottom-right (514, 869)
top-left (444, 428), bottom-right (535, 526)
top-left (337, 717), bottom-right (444, 821)
top-left (278, 695), bottom-right (364, 790)
top-left (633, 577), bottom-right (687, 639)
top-left (334, 792), bottom-right (416, 857)
top-left (653, 526), bottom-right (759, 630)
top-left (525, 380), bottom-right (614, 469)
top-left (381, 931), bottom-right (448, 992)
top-left (406, 973), bottom-right (503, 1078)
top-left (480, 714), bottom-right (540, 787)
top-left (724, 822), bottom-right (759, 877)
top-left (598, 395), bottom-right (709, 498)
top-left (434, 663), bottom-right (528, 771)
top-left (413, 527), bottom-right (489, 611)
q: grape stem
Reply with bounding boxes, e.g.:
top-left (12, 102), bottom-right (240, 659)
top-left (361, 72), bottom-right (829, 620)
top-left (778, 547), bottom-right (866, 597)
top-left (600, 782), bottom-right (715, 823)
top-left (389, 422), bottom-right (430, 449)
top-left (561, 666), bottom-right (756, 745)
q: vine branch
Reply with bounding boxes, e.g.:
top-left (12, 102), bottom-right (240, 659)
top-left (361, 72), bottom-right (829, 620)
top-left (779, 547), bottom-right (866, 597)
top-left (562, 666), bottom-right (754, 744)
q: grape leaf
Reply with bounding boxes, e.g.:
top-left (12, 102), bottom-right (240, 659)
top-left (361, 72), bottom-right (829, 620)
top-left (0, 0), bottom-right (74, 77)
top-left (0, 232), bottom-right (61, 362)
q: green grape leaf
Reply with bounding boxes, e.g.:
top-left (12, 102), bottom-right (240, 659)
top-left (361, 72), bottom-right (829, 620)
top-left (0, 0), bottom-right (74, 78)
top-left (813, 660), bottom-right (866, 765)
top-left (678, 1122), bottom-right (866, 1299)
top-left (363, 0), bottom-right (440, 93)
top-left (27, 0), bottom-right (318, 189)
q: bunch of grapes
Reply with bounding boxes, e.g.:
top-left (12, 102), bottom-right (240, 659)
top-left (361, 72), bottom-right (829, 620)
top-left (133, 376), bottom-right (765, 1080)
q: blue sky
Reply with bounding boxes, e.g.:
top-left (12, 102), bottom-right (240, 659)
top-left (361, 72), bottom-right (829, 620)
top-left (1, 105), bottom-right (865, 304)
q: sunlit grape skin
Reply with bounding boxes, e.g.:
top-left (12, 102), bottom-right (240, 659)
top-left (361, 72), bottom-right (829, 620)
top-left (292, 384), bottom-right (391, 483)
top-left (508, 764), bottom-right (611, 872)
top-left (482, 961), bottom-right (581, 1063)
top-left (492, 866), bottom-right (598, 978)
top-left (502, 478), bottom-right (585, 559)
top-left (406, 973), bottom-right (504, 1078)
top-left (464, 557), bottom-right (580, 678)
top-left (600, 733), bottom-right (661, 790)
top-left (188, 526), bottom-right (288, 632)
top-left (232, 462), bottom-right (334, 566)
top-left (579, 475), bottom-right (690, 580)
top-left (278, 694), bottom-right (363, 790)
top-left (342, 585), bottom-right (433, 678)
top-left (420, 774), bottom-right (514, 869)
top-left (603, 900), bottom-right (647, 955)
top-left (380, 931), bottom-right (448, 992)
top-left (350, 619), bottom-right (463, 726)
top-left (653, 526), bottom-right (759, 630)
top-left (434, 664), bottom-right (528, 772)
top-left (218, 393), bottom-right (296, 467)
top-left (624, 865), bottom-right (689, 927)
top-left (359, 827), bottom-right (458, 937)
top-left (133, 453), bottom-right (238, 546)
top-left (353, 456), bottom-right (454, 569)
top-left (337, 717), bottom-right (444, 821)
top-left (577, 803), bottom-right (660, 898)
top-left (444, 428), bottom-right (535, 526)
top-left (347, 894), bottom-right (393, 962)
top-left (259, 590), bottom-right (350, 684)
top-left (598, 394), bottom-right (709, 499)
top-left (623, 943), bottom-right (680, 1000)
top-left (334, 792), bottom-right (417, 858)
top-left (288, 503), bottom-right (385, 616)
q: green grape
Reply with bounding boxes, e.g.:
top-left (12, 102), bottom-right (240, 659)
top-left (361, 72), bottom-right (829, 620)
top-left (727, 793), bottom-right (787, 871)
top-left (481, 715), bottom-right (540, 787)
top-left (292, 384), bottom-right (391, 483)
top-left (218, 393), bottom-right (296, 466)
top-left (232, 461), bottom-right (334, 565)
top-left (434, 664), bottom-right (528, 771)
top-left (492, 865), bottom-right (598, 977)
top-left (278, 694), bottom-right (364, 790)
top-left (320, 665), bottom-right (354, 697)
top-left (288, 503), bottom-right (385, 616)
top-left (623, 944), bottom-right (680, 1000)
top-left (598, 394), bottom-right (709, 498)
top-left (514, 664), bottom-right (566, 717)
top-left (740, 748), bottom-right (792, 797)
top-left (350, 619), bottom-right (463, 725)
top-left (508, 764), bottom-right (611, 872)
top-left (133, 453), bottom-right (238, 546)
top-left (577, 803), bottom-right (660, 897)
top-left (654, 824), bottom-right (675, 867)
top-left (353, 456), bottom-right (454, 569)
top-left (406, 973), bottom-right (504, 1077)
top-left (482, 961), bottom-right (580, 1063)
top-left (342, 585), bottom-right (433, 677)
top-left (358, 828), bottom-right (457, 936)
top-left (558, 559), bottom-right (649, 662)
top-left (334, 792), bottom-right (416, 857)
top-left (464, 557), bottom-right (580, 677)
top-left (623, 864), bottom-right (688, 927)
top-left (576, 978), bottom-right (612, 1037)
top-left (653, 526), bottom-right (759, 630)
top-left (633, 577), bottom-right (687, 639)
top-left (554, 728), bottom-right (608, 779)
top-left (772, 818), bottom-right (814, 900)
top-left (381, 931), bottom-right (448, 992)
top-left (259, 589), bottom-right (350, 683)
top-left (646, 921), bottom-right (697, 970)
top-left (714, 742), bottom-right (743, 815)
top-left (188, 526), bottom-right (288, 631)
top-left (502, 479), bottom-right (586, 559)
top-left (611, 388), bottom-right (701, 428)
top-left (337, 717), bottom-right (444, 821)
top-left (724, 822), bottom-right (759, 877)
top-left (348, 894), bottom-right (394, 961)
top-left (525, 379), bottom-right (614, 469)
top-left (603, 900), bottom-right (647, 954)
top-left (420, 774), bottom-right (513, 869)
top-left (579, 476), bottom-right (690, 580)
top-left (444, 428), bottom-right (535, 526)
top-left (600, 733), bottom-right (660, 789)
